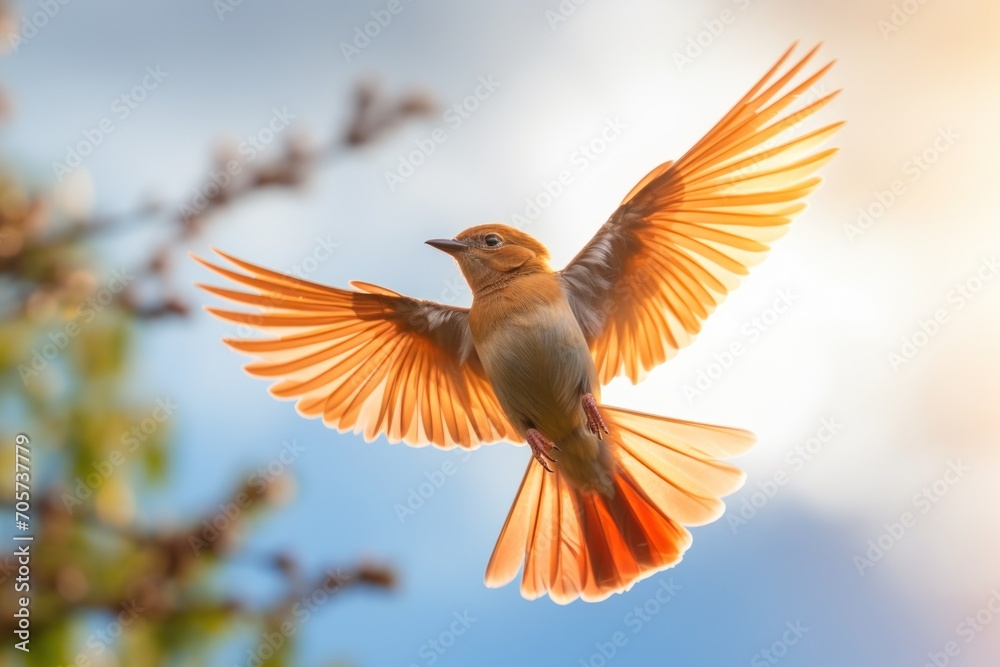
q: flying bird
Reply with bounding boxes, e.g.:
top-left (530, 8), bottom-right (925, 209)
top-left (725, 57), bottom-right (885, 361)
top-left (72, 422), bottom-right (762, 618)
top-left (194, 43), bottom-right (841, 604)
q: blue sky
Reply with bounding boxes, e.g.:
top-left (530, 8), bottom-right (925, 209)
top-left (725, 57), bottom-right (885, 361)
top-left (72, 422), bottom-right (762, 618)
top-left (8, 0), bottom-right (1000, 664)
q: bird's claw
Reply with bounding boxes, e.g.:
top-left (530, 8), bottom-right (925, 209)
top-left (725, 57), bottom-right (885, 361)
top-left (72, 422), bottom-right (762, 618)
top-left (526, 428), bottom-right (557, 473)
top-left (582, 393), bottom-right (609, 440)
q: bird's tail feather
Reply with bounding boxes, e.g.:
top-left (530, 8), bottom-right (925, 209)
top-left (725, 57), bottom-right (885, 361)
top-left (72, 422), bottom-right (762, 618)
top-left (484, 404), bottom-right (754, 604)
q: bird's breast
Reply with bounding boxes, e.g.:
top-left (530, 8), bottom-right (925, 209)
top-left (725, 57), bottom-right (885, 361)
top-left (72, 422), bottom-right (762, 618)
top-left (471, 280), bottom-right (597, 439)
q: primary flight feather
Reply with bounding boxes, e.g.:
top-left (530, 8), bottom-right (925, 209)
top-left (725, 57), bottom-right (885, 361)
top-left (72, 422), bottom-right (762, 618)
top-left (195, 43), bottom-right (841, 604)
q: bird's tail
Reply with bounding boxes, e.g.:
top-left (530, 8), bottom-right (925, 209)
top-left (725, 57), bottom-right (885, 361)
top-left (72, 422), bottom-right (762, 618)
top-left (484, 404), bottom-right (754, 604)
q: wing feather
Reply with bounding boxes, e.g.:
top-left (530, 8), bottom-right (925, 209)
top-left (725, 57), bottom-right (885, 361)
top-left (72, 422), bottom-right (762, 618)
top-left (560, 44), bottom-right (842, 383)
top-left (194, 250), bottom-right (516, 449)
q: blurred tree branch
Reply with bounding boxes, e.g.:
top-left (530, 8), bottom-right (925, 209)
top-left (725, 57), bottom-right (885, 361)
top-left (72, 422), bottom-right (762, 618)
top-left (1, 77), bottom-right (435, 321)
top-left (0, 2), bottom-right (436, 662)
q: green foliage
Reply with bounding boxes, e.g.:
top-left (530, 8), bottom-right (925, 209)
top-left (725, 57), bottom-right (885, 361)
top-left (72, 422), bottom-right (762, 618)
top-left (0, 25), bottom-right (433, 665)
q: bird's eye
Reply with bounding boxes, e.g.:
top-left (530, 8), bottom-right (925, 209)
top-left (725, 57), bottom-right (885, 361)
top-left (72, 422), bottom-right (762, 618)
top-left (484, 234), bottom-right (503, 248)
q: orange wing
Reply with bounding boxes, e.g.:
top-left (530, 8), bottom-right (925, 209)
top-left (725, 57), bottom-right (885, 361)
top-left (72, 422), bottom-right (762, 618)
top-left (193, 249), bottom-right (516, 449)
top-left (560, 43), bottom-right (843, 384)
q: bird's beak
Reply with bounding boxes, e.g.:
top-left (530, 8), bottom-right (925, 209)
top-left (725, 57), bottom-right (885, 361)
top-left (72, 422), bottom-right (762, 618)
top-left (425, 238), bottom-right (468, 255)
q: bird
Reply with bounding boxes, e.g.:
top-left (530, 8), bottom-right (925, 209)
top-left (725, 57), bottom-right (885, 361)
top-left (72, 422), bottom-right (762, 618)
top-left (193, 43), bottom-right (841, 604)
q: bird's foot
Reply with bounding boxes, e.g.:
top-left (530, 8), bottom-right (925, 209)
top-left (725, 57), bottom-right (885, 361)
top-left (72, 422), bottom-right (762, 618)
top-left (526, 428), bottom-right (558, 473)
top-left (582, 393), bottom-right (609, 440)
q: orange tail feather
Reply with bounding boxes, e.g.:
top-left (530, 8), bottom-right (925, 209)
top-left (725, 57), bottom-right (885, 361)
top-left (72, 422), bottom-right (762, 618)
top-left (484, 404), bottom-right (754, 604)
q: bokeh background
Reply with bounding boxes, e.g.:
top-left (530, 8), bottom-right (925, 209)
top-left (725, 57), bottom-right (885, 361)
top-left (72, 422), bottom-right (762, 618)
top-left (2, 0), bottom-right (999, 665)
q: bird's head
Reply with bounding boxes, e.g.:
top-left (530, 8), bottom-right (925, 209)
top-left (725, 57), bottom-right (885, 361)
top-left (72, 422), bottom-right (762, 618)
top-left (426, 223), bottom-right (551, 294)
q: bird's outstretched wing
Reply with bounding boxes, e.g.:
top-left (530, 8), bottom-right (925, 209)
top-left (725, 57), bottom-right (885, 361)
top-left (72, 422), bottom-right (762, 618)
top-left (559, 43), bottom-right (843, 384)
top-left (193, 249), bottom-right (517, 449)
